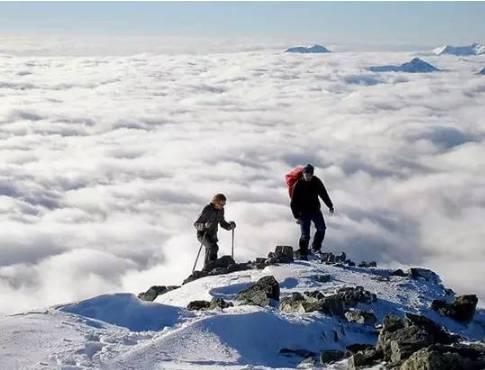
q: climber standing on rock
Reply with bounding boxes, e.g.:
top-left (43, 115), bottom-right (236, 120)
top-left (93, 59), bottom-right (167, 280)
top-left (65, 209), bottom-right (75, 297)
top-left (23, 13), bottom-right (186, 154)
top-left (289, 164), bottom-right (334, 259)
top-left (194, 193), bottom-right (236, 270)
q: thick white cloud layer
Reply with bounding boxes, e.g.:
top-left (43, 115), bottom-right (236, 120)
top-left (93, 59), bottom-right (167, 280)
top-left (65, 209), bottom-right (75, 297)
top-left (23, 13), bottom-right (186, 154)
top-left (1, 50), bottom-right (484, 313)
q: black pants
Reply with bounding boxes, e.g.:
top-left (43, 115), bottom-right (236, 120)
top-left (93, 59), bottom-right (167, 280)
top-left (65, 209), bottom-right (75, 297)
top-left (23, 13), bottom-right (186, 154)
top-left (299, 210), bottom-right (326, 255)
top-left (198, 234), bottom-right (219, 269)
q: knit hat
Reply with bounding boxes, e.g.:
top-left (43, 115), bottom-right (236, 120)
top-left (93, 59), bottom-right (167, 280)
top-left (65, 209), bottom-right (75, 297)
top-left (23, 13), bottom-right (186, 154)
top-left (303, 164), bottom-right (314, 174)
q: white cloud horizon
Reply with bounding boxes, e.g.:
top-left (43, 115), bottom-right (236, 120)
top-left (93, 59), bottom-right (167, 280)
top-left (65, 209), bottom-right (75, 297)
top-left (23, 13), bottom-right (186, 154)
top-left (1, 49), bottom-right (484, 314)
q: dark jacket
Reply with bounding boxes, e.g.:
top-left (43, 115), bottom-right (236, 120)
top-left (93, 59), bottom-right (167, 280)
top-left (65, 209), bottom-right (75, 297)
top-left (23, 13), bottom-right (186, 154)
top-left (290, 176), bottom-right (333, 219)
top-left (194, 203), bottom-right (232, 241)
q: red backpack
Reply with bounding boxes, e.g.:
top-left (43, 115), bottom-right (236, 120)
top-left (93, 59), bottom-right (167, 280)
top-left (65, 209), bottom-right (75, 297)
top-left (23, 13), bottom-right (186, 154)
top-left (285, 167), bottom-right (304, 198)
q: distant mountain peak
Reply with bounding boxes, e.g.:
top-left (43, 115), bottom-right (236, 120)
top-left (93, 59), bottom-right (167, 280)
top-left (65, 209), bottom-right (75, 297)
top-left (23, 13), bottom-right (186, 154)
top-left (433, 43), bottom-right (485, 56)
top-left (369, 57), bottom-right (439, 73)
top-left (285, 44), bottom-right (330, 54)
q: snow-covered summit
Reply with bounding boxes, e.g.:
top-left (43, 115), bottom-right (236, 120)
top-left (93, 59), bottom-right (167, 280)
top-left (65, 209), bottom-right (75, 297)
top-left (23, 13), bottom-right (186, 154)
top-left (369, 57), bottom-right (439, 73)
top-left (1, 249), bottom-right (484, 369)
top-left (285, 44), bottom-right (331, 53)
top-left (433, 43), bottom-right (485, 56)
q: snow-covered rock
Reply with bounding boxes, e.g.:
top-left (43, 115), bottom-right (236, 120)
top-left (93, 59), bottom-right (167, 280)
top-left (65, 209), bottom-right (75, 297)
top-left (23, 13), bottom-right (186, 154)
top-left (369, 58), bottom-right (439, 73)
top-left (480, 67), bottom-right (485, 75)
top-left (285, 44), bottom-right (330, 53)
top-left (1, 255), bottom-right (484, 369)
top-left (433, 43), bottom-right (485, 56)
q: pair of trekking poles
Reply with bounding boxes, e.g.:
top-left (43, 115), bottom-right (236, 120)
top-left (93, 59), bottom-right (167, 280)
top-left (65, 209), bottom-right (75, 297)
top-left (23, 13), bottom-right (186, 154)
top-left (192, 229), bottom-right (235, 273)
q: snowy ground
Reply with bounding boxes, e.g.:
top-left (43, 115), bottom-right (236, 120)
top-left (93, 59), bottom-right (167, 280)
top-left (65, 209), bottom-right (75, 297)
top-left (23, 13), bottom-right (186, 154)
top-left (1, 258), bottom-right (484, 369)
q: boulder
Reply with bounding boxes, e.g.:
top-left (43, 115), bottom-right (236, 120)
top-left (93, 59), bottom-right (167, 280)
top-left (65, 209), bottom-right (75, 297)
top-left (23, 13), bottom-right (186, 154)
top-left (345, 309), bottom-right (377, 325)
top-left (377, 313), bottom-right (456, 366)
top-left (392, 269), bottom-right (408, 277)
top-left (236, 275), bottom-right (280, 306)
top-left (209, 297), bottom-right (234, 310)
top-left (407, 268), bottom-right (441, 284)
top-left (320, 350), bottom-right (345, 364)
top-left (431, 295), bottom-right (478, 323)
top-left (187, 297), bottom-right (233, 311)
top-left (400, 343), bottom-right (485, 370)
top-left (187, 300), bottom-right (211, 311)
top-left (347, 347), bottom-right (383, 370)
top-left (137, 285), bottom-right (179, 302)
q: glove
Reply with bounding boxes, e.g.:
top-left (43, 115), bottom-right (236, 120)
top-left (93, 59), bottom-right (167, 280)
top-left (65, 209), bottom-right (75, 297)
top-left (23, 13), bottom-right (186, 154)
top-left (229, 221), bottom-right (236, 230)
top-left (329, 207), bottom-right (335, 214)
top-left (195, 223), bottom-right (205, 231)
top-left (204, 221), bottom-right (213, 229)
top-left (295, 219), bottom-right (301, 224)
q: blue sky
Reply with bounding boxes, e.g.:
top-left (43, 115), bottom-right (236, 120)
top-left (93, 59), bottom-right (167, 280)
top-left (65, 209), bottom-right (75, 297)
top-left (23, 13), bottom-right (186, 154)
top-left (0, 2), bottom-right (484, 47)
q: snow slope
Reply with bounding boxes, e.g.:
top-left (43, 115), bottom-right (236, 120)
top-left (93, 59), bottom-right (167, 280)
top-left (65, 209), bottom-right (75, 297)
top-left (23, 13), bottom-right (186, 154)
top-left (1, 257), bottom-right (484, 369)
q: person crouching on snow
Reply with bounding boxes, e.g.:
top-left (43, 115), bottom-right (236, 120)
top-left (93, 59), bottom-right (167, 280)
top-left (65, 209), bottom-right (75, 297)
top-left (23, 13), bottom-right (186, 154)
top-left (194, 193), bottom-right (236, 270)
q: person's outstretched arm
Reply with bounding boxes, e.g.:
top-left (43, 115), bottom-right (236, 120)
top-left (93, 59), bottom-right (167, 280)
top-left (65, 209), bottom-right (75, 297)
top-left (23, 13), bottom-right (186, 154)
top-left (219, 208), bottom-right (234, 230)
top-left (317, 178), bottom-right (334, 211)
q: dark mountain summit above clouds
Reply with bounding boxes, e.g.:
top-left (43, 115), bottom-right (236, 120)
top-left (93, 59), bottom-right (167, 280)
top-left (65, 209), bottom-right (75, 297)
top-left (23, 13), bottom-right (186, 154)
top-left (285, 44), bottom-right (331, 53)
top-left (369, 58), bottom-right (439, 73)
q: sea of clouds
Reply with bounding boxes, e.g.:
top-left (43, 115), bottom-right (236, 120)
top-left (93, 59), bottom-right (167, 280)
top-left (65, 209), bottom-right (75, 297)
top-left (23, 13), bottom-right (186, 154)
top-left (0, 49), bottom-right (484, 314)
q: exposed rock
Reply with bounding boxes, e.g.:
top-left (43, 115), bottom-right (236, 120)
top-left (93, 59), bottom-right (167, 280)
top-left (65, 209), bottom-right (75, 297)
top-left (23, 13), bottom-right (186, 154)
top-left (377, 313), bottom-right (456, 366)
top-left (392, 269), bottom-right (407, 277)
top-left (407, 268), bottom-right (441, 284)
top-left (336, 286), bottom-right (377, 306)
top-left (431, 295), bottom-right (478, 323)
top-left (320, 349), bottom-right (345, 364)
top-left (280, 292), bottom-right (307, 313)
top-left (187, 297), bottom-right (233, 311)
top-left (183, 256), bottom-right (253, 284)
top-left (267, 245), bottom-right (294, 264)
top-left (345, 309), bottom-right (377, 325)
top-left (203, 255), bottom-right (236, 271)
top-left (236, 275), bottom-right (280, 306)
top-left (358, 261), bottom-right (377, 268)
top-left (209, 297), bottom-right (234, 310)
top-left (187, 300), bottom-right (211, 311)
top-left (137, 285), bottom-right (179, 302)
top-left (400, 343), bottom-right (485, 370)
top-left (347, 347), bottom-right (383, 369)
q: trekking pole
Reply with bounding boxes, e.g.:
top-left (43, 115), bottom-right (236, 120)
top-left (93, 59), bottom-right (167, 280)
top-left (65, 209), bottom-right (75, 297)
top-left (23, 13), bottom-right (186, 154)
top-left (192, 233), bottom-right (205, 273)
top-left (231, 228), bottom-right (235, 259)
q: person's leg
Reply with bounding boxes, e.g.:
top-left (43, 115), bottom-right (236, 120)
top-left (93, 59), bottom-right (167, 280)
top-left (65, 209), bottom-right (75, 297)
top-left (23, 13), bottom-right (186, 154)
top-left (200, 235), bottom-right (219, 269)
top-left (299, 214), bottom-right (311, 256)
top-left (311, 210), bottom-right (326, 252)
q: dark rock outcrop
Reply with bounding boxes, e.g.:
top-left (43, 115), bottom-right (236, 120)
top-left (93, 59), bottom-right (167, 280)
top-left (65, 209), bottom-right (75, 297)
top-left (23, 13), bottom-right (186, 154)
top-left (236, 275), bottom-right (280, 306)
top-left (267, 245), bottom-right (294, 264)
top-left (407, 268), bottom-right (441, 284)
top-left (187, 297), bottom-right (233, 311)
top-left (320, 349), bottom-right (345, 364)
top-left (401, 343), bottom-right (485, 370)
top-left (358, 261), bottom-right (377, 268)
top-left (431, 294), bottom-right (478, 323)
top-left (187, 300), bottom-right (211, 311)
top-left (376, 313), bottom-right (457, 367)
top-left (280, 286), bottom-right (376, 317)
top-left (137, 285), bottom-right (179, 302)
